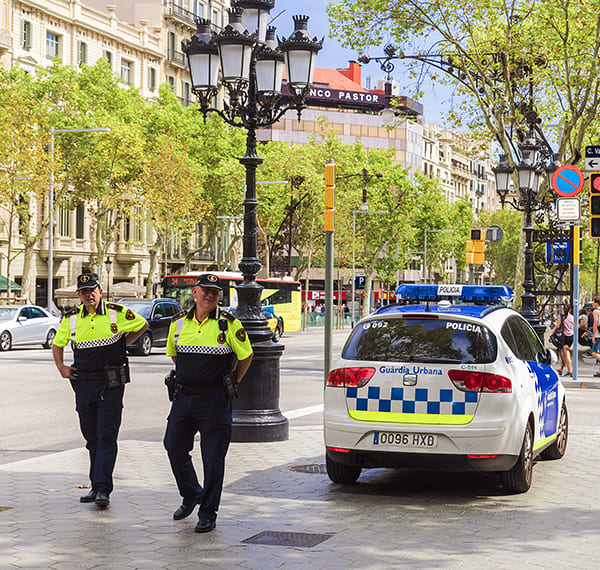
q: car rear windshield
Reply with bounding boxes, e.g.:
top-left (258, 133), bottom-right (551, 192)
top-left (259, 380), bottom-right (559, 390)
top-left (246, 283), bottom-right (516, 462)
top-left (343, 317), bottom-right (497, 364)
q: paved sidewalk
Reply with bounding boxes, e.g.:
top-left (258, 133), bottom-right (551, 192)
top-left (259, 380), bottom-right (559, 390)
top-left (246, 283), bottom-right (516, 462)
top-left (2, 415), bottom-right (600, 569)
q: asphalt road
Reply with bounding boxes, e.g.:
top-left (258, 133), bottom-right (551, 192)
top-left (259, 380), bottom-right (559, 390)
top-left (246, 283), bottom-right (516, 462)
top-left (1, 327), bottom-right (599, 465)
top-left (0, 328), bottom-right (350, 465)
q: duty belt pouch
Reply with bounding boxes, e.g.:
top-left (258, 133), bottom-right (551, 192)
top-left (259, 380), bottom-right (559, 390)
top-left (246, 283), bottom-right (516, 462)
top-left (104, 363), bottom-right (130, 389)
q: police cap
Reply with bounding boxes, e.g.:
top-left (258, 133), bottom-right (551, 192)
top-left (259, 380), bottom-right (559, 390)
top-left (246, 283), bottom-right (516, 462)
top-left (196, 273), bottom-right (223, 290)
top-left (77, 272), bottom-right (101, 290)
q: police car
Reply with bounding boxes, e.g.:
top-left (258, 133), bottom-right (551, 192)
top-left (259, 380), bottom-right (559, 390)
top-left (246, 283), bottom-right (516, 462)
top-left (324, 284), bottom-right (568, 493)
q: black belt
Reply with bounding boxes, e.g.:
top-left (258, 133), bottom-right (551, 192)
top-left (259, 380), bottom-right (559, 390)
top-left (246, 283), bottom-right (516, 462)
top-left (176, 383), bottom-right (220, 395)
top-left (76, 372), bottom-right (106, 382)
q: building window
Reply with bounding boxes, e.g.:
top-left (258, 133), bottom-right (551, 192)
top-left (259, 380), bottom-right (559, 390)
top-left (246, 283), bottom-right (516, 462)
top-left (196, 2), bottom-right (204, 18)
top-left (21, 21), bottom-right (32, 49)
top-left (75, 204), bottom-right (85, 239)
top-left (167, 75), bottom-right (175, 91)
top-left (59, 207), bottom-right (71, 237)
top-left (212, 9), bottom-right (219, 31)
top-left (183, 81), bottom-right (191, 106)
top-left (103, 50), bottom-right (113, 70)
top-left (148, 67), bottom-right (157, 92)
top-left (46, 31), bottom-right (60, 60)
top-left (168, 31), bottom-right (177, 60)
top-left (121, 59), bottom-right (132, 85)
top-left (78, 41), bottom-right (88, 66)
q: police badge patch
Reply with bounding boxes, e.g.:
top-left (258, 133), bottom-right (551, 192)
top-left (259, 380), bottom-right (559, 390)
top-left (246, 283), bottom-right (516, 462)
top-left (236, 329), bottom-right (246, 342)
top-left (111, 323), bottom-right (118, 333)
top-left (126, 310), bottom-right (135, 320)
top-left (218, 333), bottom-right (226, 344)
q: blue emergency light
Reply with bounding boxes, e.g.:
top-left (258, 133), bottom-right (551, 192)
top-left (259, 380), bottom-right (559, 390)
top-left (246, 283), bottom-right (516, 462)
top-left (395, 284), bottom-right (514, 304)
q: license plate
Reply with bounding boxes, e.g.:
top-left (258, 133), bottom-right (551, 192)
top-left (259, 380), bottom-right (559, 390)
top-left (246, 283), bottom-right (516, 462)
top-left (373, 432), bottom-right (438, 448)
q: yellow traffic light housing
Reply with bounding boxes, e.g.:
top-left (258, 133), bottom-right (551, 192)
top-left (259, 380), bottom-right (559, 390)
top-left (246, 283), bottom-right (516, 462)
top-left (466, 227), bottom-right (485, 265)
top-left (324, 161), bottom-right (335, 232)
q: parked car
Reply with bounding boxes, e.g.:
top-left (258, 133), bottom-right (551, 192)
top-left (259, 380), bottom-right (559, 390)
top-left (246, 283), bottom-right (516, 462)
top-left (117, 298), bottom-right (182, 356)
top-left (324, 284), bottom-right (568, 494)
top-left (0, 305), bottom-right (61, 351)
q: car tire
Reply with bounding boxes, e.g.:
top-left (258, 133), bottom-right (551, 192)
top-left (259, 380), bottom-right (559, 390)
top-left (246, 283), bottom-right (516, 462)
top-left (501, 421), bottom-right (533, 493)
top-left (0, 330), bottom-right (12, 351)
top-left (272, 323), bottom-right (283, 343)
top-left (326, 454), bottom-right (361, 484)
top-left (43, 329), bottom-right (56, 349)
top-left (134, 332), bottom-right (152, 356)
top-left (540, 403), bottom-right (568, 460)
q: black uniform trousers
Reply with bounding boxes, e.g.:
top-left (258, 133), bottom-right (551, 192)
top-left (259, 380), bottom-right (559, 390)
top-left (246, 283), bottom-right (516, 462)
top-left (163, 389), bottom-right (232, 523)
top-left (73, 381), bottom-right (124, 495)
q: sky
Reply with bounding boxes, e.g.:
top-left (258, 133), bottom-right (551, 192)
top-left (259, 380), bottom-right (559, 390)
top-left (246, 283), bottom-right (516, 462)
top-left (272, 0), bottom-right (450, 124)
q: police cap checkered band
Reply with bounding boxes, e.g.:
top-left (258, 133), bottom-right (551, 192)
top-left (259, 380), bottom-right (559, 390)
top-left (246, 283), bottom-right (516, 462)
top-left (196, 273), bottom-right (222, 290)
top-left (77, 272), bottom-right (100, 290)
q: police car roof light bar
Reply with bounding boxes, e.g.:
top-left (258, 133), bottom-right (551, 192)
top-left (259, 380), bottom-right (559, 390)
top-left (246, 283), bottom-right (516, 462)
top-left (394, 284), bottom-right (514, 305)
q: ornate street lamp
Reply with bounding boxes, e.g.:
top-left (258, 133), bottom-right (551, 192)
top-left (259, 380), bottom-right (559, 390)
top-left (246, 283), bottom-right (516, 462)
top-left (492, 129), bottom-right (558, 340)
top-left (182, 2), bottom-right (322, 442)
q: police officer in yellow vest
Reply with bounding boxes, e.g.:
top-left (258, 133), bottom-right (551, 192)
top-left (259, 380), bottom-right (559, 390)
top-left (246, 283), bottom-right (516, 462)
top-left (164, 273), bottom-right (253, 533)
top-left (52, 272), bottom-right (148, 508)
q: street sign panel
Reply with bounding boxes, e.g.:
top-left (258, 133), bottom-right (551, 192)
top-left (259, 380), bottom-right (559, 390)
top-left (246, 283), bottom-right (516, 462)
top-left (485, 225), bottom-right (504, 242)
top-left (585, 145), bottom-right (600, 157)
top-left (355, 275), bottom-right (366, 290)
top-left (585, 146), bottom-right (600, 170)
top-left (551, 165), bottom-right (584, 197)
top-left (556, 197), bottom-right (581, 221)
top-left (546, 241), bottom-right (570, 265)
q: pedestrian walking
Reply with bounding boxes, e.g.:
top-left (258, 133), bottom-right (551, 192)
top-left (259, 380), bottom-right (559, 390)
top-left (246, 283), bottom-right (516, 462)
top-left (550, 303), bottom-right (574, 377)
top-left (52, 272), bottom-right (148, 508)
top-left (591, 296), bottom-right (600, 376)
top-left (163, 273), bottom-right (253, 533)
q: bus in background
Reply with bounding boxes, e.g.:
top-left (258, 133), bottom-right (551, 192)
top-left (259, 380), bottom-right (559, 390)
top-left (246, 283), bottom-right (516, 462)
top-left (160, 271), bottom-right (302, 333)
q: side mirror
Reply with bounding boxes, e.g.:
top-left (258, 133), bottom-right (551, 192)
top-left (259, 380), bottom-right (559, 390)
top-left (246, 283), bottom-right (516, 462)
top-left (17, 315), bottom-right (28, 322)
top-left (153, 312), bottom-right (163, 320)
top-left (539, 348), bottom-right (555, 366)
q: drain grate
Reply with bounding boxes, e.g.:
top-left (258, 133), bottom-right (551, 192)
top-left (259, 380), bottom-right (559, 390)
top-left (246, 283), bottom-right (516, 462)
top-left (242, 530), bottom-right (334, 548)
top-left (287, 464), bottom-right (326, 474)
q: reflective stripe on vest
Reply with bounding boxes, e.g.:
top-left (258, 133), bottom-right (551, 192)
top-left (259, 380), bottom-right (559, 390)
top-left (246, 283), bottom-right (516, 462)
top-left (70, 307), bottom-right (118, 341)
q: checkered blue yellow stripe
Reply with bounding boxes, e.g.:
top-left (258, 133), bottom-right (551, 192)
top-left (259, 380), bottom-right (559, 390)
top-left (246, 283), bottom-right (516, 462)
top-left (346, 385), bottom-right (479, 425)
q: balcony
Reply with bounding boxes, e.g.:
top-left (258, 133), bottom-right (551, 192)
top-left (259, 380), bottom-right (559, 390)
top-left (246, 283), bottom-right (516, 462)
top-left (0, 28), bottom-right (10, 50)
top-left (164, 2), bottom-right (197, 28)
top-left (166, 48), bottom-right (186, 68)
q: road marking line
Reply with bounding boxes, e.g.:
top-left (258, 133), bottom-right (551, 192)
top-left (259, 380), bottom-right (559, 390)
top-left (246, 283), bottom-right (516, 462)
top-left (284, 404), bottom-right (324, 419)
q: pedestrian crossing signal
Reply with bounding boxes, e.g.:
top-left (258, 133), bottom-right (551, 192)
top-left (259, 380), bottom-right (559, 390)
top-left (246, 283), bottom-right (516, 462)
top-left (466, 228), bottom-right (485, 265)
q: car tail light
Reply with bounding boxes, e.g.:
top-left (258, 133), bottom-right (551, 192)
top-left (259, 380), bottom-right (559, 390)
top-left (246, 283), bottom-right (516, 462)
top-left (467, 454), bottom-right (498, 459)
top-left (448, 370), bottom-right (512, 393)
top-left (327, 367), bottom-right (375, 388)
top-left (327, 446), bottom-right (350, 453)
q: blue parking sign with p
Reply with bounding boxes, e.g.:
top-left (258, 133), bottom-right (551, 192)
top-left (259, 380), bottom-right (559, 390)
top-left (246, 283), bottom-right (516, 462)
top-left (355, 276), bottom-right (366, 290)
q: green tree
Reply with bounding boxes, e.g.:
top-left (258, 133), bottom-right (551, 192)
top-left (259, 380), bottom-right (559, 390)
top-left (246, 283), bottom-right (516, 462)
top-left (328, 0), bottom-right (600, 296)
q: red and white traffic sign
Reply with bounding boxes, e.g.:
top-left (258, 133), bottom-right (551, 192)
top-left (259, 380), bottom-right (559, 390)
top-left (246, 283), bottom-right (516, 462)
top-left (551, 165), bottom-right (584, 197)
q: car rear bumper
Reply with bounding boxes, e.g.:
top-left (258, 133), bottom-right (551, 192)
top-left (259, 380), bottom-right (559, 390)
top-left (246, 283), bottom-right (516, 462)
top-left (326, 447), bottom-right (518, 471)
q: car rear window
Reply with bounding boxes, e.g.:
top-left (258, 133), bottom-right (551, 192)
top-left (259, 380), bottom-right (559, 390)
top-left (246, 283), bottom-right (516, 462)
top-left (121, 302), bottom-right (152, 318)
top-left (343, 317), bottom-right (497, 364)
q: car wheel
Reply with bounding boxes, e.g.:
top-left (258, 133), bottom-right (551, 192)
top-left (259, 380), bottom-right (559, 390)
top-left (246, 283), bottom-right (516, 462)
top-left (135, 332), bottom-right (152, 356)
top-left (0, 331), bottom-right (12, 351)
top-left (272, 323), bottom-right (283, 343)
top-left (326, 454), bottom-right (361, 484)
top-left (501, 421), bottom-right (533, 493)
top-left (43, 329), bottom-right (56, 349)
top-left (540, 403), bottom-right (568, 460)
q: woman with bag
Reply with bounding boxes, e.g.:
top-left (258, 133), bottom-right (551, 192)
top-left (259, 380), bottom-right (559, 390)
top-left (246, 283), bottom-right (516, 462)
top-left (550, 304), bottom-right (574, 377)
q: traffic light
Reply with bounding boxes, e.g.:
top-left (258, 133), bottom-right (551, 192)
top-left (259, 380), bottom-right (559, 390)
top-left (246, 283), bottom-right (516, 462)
top-left (589, 172), bottom-right (600, 238)
top-left (466, 227), bottom-right (485, 265)
top-left (324, 160), bottom-right (335, 232)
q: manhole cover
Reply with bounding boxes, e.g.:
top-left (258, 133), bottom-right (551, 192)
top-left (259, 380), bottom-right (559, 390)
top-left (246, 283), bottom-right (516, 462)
top-left (288, 464), bottom-right (326, 474)
top-left (242, 530), bottom-right (334, 548)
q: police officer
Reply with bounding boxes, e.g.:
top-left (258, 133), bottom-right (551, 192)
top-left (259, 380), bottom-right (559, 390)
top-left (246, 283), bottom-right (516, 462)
top-left (164, 273), bottom-right (253, 533)
top-left (52, 272), bottom-right (148, 508)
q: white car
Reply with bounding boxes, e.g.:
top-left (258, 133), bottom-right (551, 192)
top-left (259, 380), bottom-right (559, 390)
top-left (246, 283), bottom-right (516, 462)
top-left (0, 305), bottom-right (61, 351)
top-left (324, 284), bottom-right (568, 493)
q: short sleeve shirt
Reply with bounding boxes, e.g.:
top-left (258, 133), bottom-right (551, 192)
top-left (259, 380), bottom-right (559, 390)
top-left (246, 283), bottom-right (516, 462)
top-left (53, 301), bottom-right (147, 373)
top-left (167, 306), bottom-right (252, 390)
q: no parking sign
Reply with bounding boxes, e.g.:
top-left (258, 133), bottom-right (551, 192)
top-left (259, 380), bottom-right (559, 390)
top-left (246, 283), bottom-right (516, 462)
top-left (551, 165), bottom-right (584, 197)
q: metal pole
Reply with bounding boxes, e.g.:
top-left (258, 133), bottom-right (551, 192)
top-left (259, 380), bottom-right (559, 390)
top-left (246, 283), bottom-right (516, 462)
top-left (47, 127), bottom-right (54, 309)
top-left (324, 158), bottom-right (335, 382)
top-left (352, 211), bottom-right (356, 328)
top-left (573, 223), bottom-right (580, 379)
top-left (424, 229), bottom-right (428, 283)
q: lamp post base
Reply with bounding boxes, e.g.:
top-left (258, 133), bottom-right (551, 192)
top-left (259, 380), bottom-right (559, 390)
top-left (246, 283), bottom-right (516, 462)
top-left (232, 341), bottom-right (288, 442)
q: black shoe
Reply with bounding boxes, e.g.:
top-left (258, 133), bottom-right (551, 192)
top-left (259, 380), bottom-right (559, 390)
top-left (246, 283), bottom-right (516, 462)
top-left (79, 490), bottom-right (97, 503)
top-left (95, 492), bottom-right (110, 508)
top-left (173, 501), bottom-right (198, 521)
top-left (194, 519), bottom-right (216, 533)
